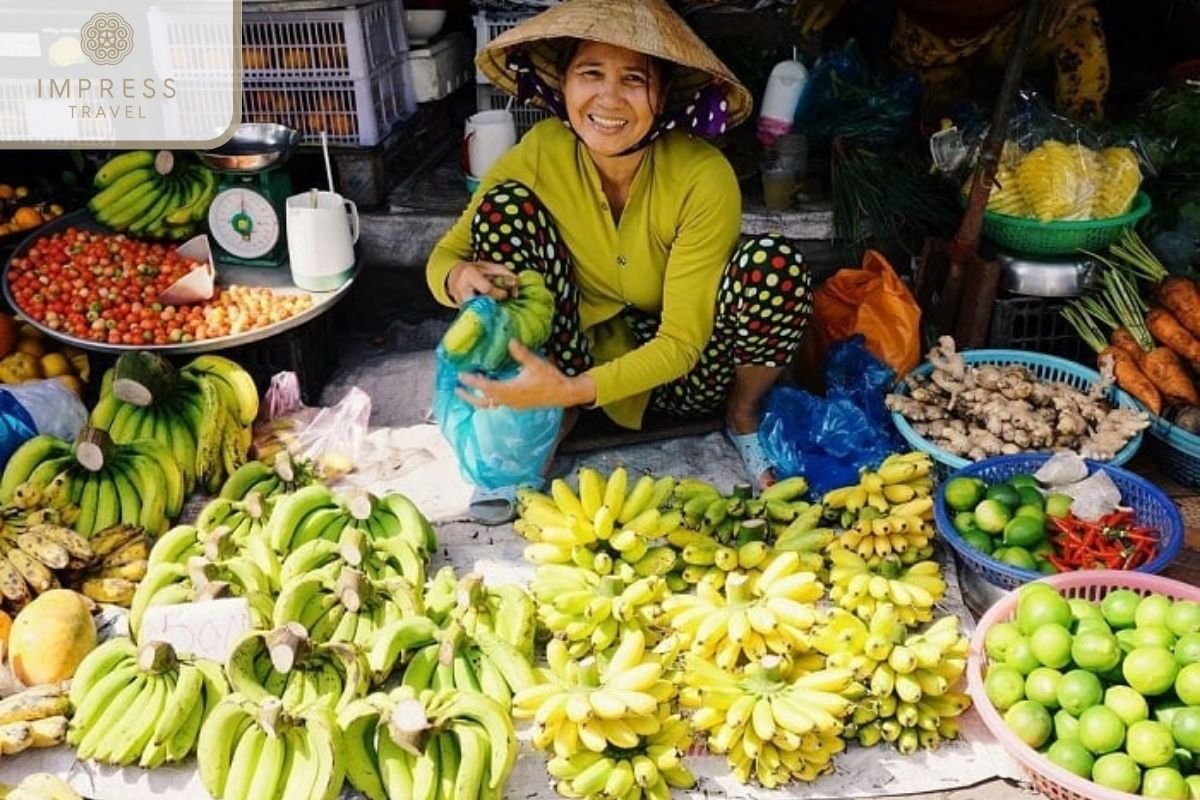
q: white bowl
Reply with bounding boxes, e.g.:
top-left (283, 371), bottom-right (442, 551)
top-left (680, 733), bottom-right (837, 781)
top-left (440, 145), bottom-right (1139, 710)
top-left (404, 10), bottom-right (447, 44)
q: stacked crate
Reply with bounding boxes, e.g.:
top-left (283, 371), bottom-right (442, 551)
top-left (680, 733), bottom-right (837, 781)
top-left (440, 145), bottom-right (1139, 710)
top-left (473, 8), bottom-right (553, 135)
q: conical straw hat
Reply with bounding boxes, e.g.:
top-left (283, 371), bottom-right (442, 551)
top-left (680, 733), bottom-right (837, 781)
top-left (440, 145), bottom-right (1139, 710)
top-left (476, 0), bottom-right (753, 130)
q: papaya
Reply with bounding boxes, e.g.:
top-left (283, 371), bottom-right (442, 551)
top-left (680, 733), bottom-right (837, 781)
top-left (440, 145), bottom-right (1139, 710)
top-left (9, 589), bottom-right (96, 686)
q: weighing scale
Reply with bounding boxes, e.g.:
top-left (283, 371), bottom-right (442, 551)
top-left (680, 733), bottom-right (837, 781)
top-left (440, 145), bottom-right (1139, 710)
top-left (197, 123), bottom-right (301, 268)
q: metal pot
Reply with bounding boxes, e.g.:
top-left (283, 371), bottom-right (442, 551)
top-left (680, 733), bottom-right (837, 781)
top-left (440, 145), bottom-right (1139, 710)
top-left (994, 250), bottom-right (1098, 298)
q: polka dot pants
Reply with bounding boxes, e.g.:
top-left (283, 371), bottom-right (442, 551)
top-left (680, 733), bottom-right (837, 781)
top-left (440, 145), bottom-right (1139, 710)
top-left (469, 182), bottom-right (812, 418)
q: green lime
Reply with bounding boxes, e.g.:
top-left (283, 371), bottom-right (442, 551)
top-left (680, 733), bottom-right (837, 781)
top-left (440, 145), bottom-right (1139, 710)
top-left (962, 529), bottom-right (994, 555)
top-left (1018, 582), bottom-right (1059, 600)
top-left (1171, 706), bottom-right (1200, 752)
top-left (1025, 667), bottom-right (1063, 708)
top-left (974, 499), bottom-right (1012, 534)
top-left (984, 664), bottom-right (1027, 711)
top-left (1031, 539), bottom-right (1056, 557)
top-left (953, 511), bottom-right (978, 535)
top-left (1057, 669), bottom-right (1105, 716)
top-left (1009, 475), bottom-right (1039, 490)
top-left (1069, 598), bottom-right (1103, 623)
top-left (1003, 516), bottom-right (1045, 549)
top-left (999, 547), bottom-right (1038, 571)
top-left (1045, 493), bottom-right (1074, 519)
top-left (1079, 705), bottom-right (1127, 754)
top-left (944, 477), bottom-right (986, 512)
top-left (1030, 623), bottom-right (1074, 669)
top-left (1186, 775), bottom-right (1200, 800)
top-left (1006, 636), bottom-right (1042, 676)
top-left (1018, 588), bottom-right (1073, 636)
top-left (1091, 752), bottom-right (1141, 793)
top-left (1104, 685), bottom-right (1150, 726)
top-left (1176, 662), bottom-right (1200, 706)
top-left (986, 483), bottom-right (1021, 509)
top-left (1046, 739), bottom-right (1095, 779)
top-left (991, 547), bottom-right (1010, 561)
top-left (1103, 589), bottom-right (1142, 629)
top-left (1055, 709), bottom-right (1081, 741)
top-left (1138, 594), bottom-right (1175, 629)
top-left (1136, 625), bottom-right (1178, 651)
top-left (1124, 647), bottom-right (1180, 697)
top-left (1015, 507), bottom-right (1047, 529)
top-left (1174, 632), bottom-right (1200, 666)
top-left (1117, 628), bottom-right (1140, 654)
top-left (1128, 720), bottom-right (1179, 768)
top-left (1004, 699), bottom-right (1052, 748)
top-left (1072, 629), bottom-right (1122, 672)
top-left (1017, 486), bottom-right (1045, 509)
top-left (1154, 700), bottom-right (1186, 730)
top-left (1035, 559), bottom-right (1058, 575)
top-left (1143, 767), bottom-right (1190, 799)
top-left (1167, 600), bottom-right (1200, 637)
top-left (985, 622), bottom-right (1023, 662)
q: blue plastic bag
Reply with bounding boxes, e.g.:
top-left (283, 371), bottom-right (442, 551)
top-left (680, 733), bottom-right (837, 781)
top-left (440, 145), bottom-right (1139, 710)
top-left (760, 336), bottom-right (902, 497)
top-left (433, 298), bottom-right (563, 490)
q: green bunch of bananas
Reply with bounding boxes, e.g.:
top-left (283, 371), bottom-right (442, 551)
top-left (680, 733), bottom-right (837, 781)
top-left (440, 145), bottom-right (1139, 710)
top-left (225, 622), bottom-right (369, 714)
top-left (440, 269), bottom-right (556, 368)
top-left (263, 483), bottom-right (435, 559)
top-left (219, 455), bottom-right (316, 502)
top-left (337, 686), bottom-right (517, 800)
top-left (197, 695), bottom-right (344, 800)
top-left (67, 639), bottom-right (229, 766)
top-left (272, 566), bottom-right (422, 649)
top-left (89, 150), bottom-right (217, 240)
top-left (681, 654), bottom-right (855, 786)
top-left (91, 352), bottom-right (259, 495)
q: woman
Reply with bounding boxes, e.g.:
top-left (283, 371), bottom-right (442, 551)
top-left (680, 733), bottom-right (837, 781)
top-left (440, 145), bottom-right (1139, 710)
top-left (427, 0), bottom-right (813, 523)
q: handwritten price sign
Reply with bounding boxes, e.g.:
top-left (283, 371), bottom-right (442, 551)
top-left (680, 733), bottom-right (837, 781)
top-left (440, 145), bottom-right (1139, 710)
top-left (140, 598), bottom-right (252, 661)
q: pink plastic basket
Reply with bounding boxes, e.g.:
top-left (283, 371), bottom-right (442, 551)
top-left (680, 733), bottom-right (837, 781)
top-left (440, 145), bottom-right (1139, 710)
top-left (967, 571), bottom-right (1200, 800)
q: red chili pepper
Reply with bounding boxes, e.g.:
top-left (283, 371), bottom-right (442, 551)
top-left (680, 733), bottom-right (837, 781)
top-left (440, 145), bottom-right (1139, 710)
top-left (1047, 554), bottom-right (1072, 572)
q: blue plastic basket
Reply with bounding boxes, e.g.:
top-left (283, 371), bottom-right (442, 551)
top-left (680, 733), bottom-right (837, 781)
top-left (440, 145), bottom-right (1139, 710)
top-left (891, 350), bottom-right (1144, 471)
top-left (1148, 417), bottom-right (1200, 489)
top-left (934, 454), bottom-right (1184, 590)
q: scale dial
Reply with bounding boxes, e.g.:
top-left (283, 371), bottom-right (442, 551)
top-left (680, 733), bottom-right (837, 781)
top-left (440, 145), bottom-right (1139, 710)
top-left (208, 187), bottom-right (280, 258)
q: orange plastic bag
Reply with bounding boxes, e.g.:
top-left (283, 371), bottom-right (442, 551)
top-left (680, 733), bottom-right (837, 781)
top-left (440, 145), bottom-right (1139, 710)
top-left (802, 250), bottom-right (921, 381)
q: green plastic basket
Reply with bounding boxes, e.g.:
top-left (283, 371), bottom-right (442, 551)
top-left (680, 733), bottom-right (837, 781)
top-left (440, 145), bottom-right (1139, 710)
top-left (980, 191), bottom-right (1151, 255)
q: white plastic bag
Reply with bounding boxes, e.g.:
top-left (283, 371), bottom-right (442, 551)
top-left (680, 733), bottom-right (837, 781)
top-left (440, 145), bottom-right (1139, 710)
top-left (3, 379), bottom-right (88, 440)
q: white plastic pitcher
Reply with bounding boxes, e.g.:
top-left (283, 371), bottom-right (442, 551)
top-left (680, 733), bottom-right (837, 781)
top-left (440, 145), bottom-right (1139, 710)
top-left (463, 109), bottom-right (516, 179)
top-left (285, 191), bottom-right (358, 292)
top-left (757, 59), bottom-right (808, 147)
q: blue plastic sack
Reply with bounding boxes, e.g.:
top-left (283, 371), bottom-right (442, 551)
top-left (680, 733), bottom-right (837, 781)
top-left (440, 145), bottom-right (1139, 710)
top-left (760, 336), bottom-right (902, 497)
top-left (433, 298), bottom-right (562, 490)
top-left (0, 392), bottom-right (37, 470)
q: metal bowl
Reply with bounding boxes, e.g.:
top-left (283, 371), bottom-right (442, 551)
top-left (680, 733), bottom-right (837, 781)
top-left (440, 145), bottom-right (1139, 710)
top-left (196, 123), bottom-right (301, 173)
top-left (995, 251), bottom-right (1098, 298)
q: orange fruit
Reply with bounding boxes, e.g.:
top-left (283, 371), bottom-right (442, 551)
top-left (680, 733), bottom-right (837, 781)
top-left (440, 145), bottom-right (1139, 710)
top-left (12, 207), bottom-right (42, 230)
top-left (0, 184), bottom-right (12, 201)
top-left (39, 352), bottom-right (71, 378)
top-left (15, 337), bottom-right (45, 358)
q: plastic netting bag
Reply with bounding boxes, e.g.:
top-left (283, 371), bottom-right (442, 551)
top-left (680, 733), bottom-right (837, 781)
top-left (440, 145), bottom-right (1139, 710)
top-left (944, 91), bottom-right (1144, 222)
top-left (433, 298), bottom-right (562, 490)
top-left (761, 336), bottom-right (902, 497)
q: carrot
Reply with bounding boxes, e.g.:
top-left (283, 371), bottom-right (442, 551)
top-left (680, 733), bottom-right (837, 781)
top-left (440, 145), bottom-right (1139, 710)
top-left (1158, 277), bottom-right (1200, 339)
top-left (1147, 306), bottom-right (1200, 367)
top-left (1138, 346), bottom-right (1200, 407)
top-left (1111, 327), bottom-right (1145, 358)
top-left (1100, 346), bottom-right (1162, 415)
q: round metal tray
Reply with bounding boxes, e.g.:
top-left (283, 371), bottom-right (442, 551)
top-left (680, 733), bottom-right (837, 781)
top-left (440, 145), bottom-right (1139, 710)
top-left (3, 210), bottom-right (355, 355)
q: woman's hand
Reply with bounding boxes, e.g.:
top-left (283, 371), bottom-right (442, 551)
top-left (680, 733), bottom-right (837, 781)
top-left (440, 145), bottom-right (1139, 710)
top-left (446, 260), bottom-right (518, 306)
top-left (457, 340), bottom-right (596, 410)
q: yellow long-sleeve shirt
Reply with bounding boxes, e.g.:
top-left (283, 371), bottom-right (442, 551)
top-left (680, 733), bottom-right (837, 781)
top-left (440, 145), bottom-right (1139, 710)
top-left (426, 119), bottom-right (742, 429)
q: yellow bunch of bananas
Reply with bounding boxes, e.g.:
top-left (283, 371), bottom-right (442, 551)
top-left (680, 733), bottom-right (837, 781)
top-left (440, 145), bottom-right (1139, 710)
top-left (822, 453), bottom-right (934, 551)
top-left (513, 630), bottom-right (675, 759)
top-left (854, 614), bottom-right (973, 752)
top-left (530, 564), bottom-right (668, 659)
top-left (545, 715), bottom-right (696, 800)
top-left (827, 549), bottom-right (946, 626)
top-left (681, 654), bottom-right (854, 786)
top-left (661, 551), bottom-right (824, 669)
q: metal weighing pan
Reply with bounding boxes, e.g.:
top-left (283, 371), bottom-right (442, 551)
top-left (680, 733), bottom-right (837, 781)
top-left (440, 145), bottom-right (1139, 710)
top-left (2, 210), bottom-right (354, 355)
top-left (196, 123), bottom-right (301, 173)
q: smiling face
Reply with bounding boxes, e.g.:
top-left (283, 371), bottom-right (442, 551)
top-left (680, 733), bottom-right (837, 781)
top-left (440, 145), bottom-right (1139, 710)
top-left (561, 40), bottom-right (665, 160)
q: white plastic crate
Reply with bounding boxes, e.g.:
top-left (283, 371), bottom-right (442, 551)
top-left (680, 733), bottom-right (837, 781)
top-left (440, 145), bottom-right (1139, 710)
top-left (476, 84), bottom-right (551, 137)
top-left (409, 32), bottom-right (473, 102)
top-left (243, 54), bottom-right (417, 147)
top-left (242, 0), bottom-right (410, 81)
top-left (473, 9), bottom-right (541, 83)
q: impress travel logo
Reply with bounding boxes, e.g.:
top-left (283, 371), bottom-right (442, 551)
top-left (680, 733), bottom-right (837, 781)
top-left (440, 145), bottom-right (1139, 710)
top-left (0, 1), bottom-right (240, 148)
